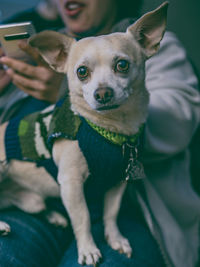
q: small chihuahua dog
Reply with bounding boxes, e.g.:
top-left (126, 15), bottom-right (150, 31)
top-left (0, 2), bottom-right (168, 266)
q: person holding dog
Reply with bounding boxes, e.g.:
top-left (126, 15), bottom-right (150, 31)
top-left (0, 0), bottom-right (200, 267)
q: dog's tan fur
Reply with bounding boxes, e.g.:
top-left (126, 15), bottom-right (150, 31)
top-left (0, 3), bottom-right (168, 265)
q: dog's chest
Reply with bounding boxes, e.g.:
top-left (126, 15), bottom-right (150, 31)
top-left (49, 98), bottom-right (127, 190)
top-left (77, 118), bottom-right (126, 195)
top-left (50, 115), bottom-right (127, 201)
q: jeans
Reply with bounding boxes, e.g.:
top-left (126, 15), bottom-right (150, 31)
top-left (0, 196), bottom-right (165, 267)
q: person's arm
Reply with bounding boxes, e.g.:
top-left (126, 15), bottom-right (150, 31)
top-left (144, 31), bottom-right (200, 162)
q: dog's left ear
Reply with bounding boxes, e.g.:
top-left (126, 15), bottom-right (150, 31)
top-left (29, 31), bottom-right (76, 72)
top-left (127, 1), bottom-right (169, 58)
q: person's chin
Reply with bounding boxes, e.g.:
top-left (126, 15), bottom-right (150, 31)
top-left (67, 22), bottom-right (95, 37)
top-left (67, 21), bottom-right (104, 38)
top-left (71, 24), bottom-right (90, 34)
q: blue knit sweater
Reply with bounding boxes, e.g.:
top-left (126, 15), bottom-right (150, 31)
top-left (5, 96), bottom-right (142, 212)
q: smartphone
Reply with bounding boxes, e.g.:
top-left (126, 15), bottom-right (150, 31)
top-left (0, 21), bottom-right (36, 62)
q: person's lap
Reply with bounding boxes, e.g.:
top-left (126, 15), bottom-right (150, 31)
top-left (0, 200), bottom-right (164, 267)
top-left (0, 209), bottom-right (71, 267)
top-left (59, 198), bottom-right (164, 267)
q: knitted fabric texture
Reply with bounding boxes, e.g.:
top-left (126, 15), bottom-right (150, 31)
top-left (5, 95), bottom-right (142, 194)
top-left (85, 118), bottom-right (143, 146)
top-left (5, 96), bottom-right (80, 163)
top-left (5, 107), bottom-right (53, 162)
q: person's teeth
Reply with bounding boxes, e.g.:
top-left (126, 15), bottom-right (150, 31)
top-left (68, 3), bottom-right (80, 10)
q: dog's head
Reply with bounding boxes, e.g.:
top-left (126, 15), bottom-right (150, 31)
top-left (29, 2), bottom-right (168, 115)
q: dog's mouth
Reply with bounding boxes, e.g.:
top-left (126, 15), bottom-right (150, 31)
top-left (96, 104), bottom-right (120, 111)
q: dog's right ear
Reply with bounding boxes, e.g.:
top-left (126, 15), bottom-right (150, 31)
top-left (29, 31), bottom-right (76, 73)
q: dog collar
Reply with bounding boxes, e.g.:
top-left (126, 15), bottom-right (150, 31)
top-left (85, 118), bottom-right (144, 146)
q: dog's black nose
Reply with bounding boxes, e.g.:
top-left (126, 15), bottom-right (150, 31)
top-left (94, 87), bottom-right (114, 104)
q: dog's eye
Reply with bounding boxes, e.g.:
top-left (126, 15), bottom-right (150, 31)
top-left (77, 66), bottom-right (89, 80)
top-left (115, 59), bottom-right (129, 73)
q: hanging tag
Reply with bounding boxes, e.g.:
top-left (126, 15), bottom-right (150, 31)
top-left (123, 142), bottom-right (146, 182)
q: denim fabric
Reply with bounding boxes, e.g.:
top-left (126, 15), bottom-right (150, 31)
top-left (0, 210), bottom-right (72, 267)
top-left (59, 194), bottom-right (165, 267)
top-left (0, 195), bottom-right (165, 267)
top-left (59, 218), bottom-right (164, 267)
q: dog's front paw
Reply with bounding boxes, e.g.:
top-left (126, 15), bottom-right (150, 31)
top-left (0, 221), bottom-right (11, 236)
top-left (78, 243), bottom-right (102, 266)
top-left (106, 233), bottom-right (132, 258)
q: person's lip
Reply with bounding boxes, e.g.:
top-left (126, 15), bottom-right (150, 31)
top-left (64, 1), bottom-right (85, 17)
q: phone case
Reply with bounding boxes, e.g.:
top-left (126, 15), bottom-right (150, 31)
top-left (0, 22), bottom-right (36, 61)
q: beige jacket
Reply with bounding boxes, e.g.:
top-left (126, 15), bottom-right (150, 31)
top-left (131, 31), bottom-right (200, 267)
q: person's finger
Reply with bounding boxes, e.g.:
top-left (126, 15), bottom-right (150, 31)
top-left (18, 41), bottom-right (48, 66)
top-left (0, 57), bottom-right (49, 80)
top-left (13, 78), bottom-right (57, 103)
top-left (0, 56), bottom-right (34, 76)
top-left (8, 69), bottom-right (46, 92)
top-left (10, 70), bottom-right (58, 102)
top-left (13, 81), bottom-right (42, 99)
top-left (13, 79), bottom-right (48, 100)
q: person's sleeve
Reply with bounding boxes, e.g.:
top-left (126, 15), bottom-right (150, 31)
top-left (143, 31), bottom-right (200, 162)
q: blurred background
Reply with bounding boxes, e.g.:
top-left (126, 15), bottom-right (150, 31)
top-left (0, 0), bottom-right (200, 75)
top-left (0, 0), bottom-right (39, 19)
top-left (142, 0), bottom-right (200, 78)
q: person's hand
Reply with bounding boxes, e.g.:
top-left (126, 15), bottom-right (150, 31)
top-left (0, 41), bottom-right (64, 103)
top-left (0, 47), bottom-right (12, 95)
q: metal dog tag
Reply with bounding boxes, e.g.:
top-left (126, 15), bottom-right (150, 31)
top-left (123, 142), bottom-right (146, 182)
